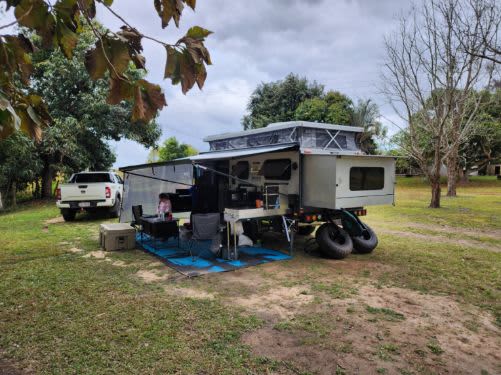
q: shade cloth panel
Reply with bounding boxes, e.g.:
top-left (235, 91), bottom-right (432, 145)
top-left (120, 162), bottom-right (193, 223)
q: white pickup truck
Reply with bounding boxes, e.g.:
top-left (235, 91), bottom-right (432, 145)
top-left (56, 171), bottom-right (124, 221)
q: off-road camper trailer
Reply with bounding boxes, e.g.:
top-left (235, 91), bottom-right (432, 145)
top-left (120, 121), bottom-right (396, 259)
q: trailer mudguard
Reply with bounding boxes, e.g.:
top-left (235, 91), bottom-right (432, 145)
top-left (340, 210), bottom-right (366, 237)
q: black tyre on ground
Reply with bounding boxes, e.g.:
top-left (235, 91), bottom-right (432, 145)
top-left (296, 225), bottom-right (315, 236)
top-left (110, 196), bottom-right (121, 218)
top-left (315, 223), bottom-right (353, 259)
top-left (61, 209), bottom-right (76, 222)
top-left (351, 224), bottom-right (378, 254)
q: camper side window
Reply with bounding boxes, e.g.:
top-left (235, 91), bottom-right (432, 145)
top-left (231, 161), bottom-right (250, 180)
top-left (350, 167), bottom-right (384, 191)
top-left (260, 159), bottom-right (292, 180)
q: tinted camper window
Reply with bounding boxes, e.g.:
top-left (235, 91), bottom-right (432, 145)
top-left (231, 161), bottom-right (250, 180)
top-left (350, 167), bottom-right (384, 191)
top-left (261, 159), bottom-right (291, 180)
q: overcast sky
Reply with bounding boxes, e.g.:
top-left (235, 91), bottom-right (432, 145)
top-left (4, 0), bottom-right (413, 167)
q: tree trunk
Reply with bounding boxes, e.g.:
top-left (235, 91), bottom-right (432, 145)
top-left (459, 169), bottom-right (470, 185)
top-left (428, 139), bottom-right (442, 208)
top-left (34, 178), bottom-right (41, 199)
top-left (10, 182), bottom-right (17, 208)
top-left (446, 153), bottom-right (458, 197)
top-left (429, 178), bottom-right (441, 208)
top-left (41, 166), bottom-right (53, 199)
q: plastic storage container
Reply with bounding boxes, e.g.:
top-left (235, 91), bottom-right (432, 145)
top-left (99, 223), bottom-right (136, 251)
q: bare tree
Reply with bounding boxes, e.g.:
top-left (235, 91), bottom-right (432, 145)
top-left (382, 0), bottom-right (494, 207)
top-left (460, 0), bottom-right (501, 65)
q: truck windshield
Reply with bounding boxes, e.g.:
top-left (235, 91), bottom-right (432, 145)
top-left (71, 173), bottom-right (112, 183)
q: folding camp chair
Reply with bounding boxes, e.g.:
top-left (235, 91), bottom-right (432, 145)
top-left (131, 205), bottom-right (143, 242)
top-left (188, 213), bottom-right (222, 261)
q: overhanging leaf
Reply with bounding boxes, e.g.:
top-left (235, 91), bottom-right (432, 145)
top-left (15, 0), bottom-right (56, 47)
top-left (131, 80), bottom-right (167, 122)
top-left (85, 36), bottom-right (132, 80)
top-left (185, 0), bottom-right (196, 10)
top-left (107, 76), bottom-right (134, 104)
top-left (85, 40), bottom-right (108, 80)
top-left (154, 0), bottom-right (184, 28)
top-left (186, 26), bottom-right (212, 40)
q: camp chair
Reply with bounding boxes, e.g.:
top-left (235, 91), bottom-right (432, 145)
top-left (187, 213), bottom-right (222, 261)
top-left (131, 205), bottom-right (143, 241)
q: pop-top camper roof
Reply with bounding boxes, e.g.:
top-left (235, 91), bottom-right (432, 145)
top-left (203, 121), bottom-right (363, 154)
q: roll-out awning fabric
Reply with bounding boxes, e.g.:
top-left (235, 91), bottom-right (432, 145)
top-left (186, 144), bottom-right (297, 161)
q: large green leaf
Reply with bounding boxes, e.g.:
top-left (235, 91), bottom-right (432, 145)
top-left (186, 26), bottom-right (212, 40)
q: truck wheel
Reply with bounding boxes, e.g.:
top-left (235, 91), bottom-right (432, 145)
top-left (351, 224), bottom-right (378, 254)
top-left (110, 196), bottom-right (121, 218)
top-left (61, 209), bottom-right (76, 222)
top-left (315, 223), bottom-right (353, 259)
top-left (296, 225), bottom-right (315, 236)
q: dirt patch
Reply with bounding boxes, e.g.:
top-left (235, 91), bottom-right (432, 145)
top-left (135, 270), bottom-right (169, 283)
top-left (67, 247), bottom-right (83, 254)
top-left (242, 284), bottom-right (501, 375)
top-left (0, 360), bottom-right (26, 375)
top-left (233, 285), bottom-right (313, 320)
top-left (111, 260), bottom-right (127, 267)
top-left (242, 327), bottom-right (346, 374)
top-left (147, 261), bottom-right (165, 268)
top-left (44, 216), bottom-right (65, 225)
top-left (164, 286), bottom-right (215, 300)
top-left (82, 250), bottom-right (107, 259)
top-left (381, 229), bottom-right (501, 252)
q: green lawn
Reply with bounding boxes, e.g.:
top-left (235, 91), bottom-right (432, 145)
top-left (1, 177), bottom-right (500, 374)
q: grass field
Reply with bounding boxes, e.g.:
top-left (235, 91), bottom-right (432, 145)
top-left (1, 177), bottom-right (500, 375)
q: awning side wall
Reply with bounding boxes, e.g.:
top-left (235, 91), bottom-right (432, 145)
top-left (120, 163), bottom-right (193, 222)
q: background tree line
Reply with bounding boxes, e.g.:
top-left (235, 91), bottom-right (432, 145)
top-left (241, 73), bottom-right (388, 155)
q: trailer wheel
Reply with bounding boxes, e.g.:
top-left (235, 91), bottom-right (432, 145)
top-left (351, 224), bottom-right (378, 254)
top-left (61, 209), bottom-right (76, 222)
top-left (315, 223), bottom-right (353, 259)
top-left (296, 225), bottom-right (315, 236)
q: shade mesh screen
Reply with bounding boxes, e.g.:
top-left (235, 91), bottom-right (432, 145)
top-left (209, 127), bottom-right (360, 152)
top-left (120, 163), bottom-right (193, 222)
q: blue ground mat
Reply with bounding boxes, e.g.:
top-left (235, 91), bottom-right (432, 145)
top-left (137, 234), bottom-right (292, 277)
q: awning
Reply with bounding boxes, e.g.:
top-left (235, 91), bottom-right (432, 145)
top-left (186, 144), bottom-right (297, 161)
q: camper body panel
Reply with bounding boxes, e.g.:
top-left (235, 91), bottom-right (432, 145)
top-left (335, 155), bottom-right (395, 208)
top-left (302, 154), bottom-right (337, 209)
top-left (302, 154), bottom-right (395, 210)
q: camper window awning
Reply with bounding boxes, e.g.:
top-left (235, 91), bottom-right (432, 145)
top-left (187, 144), bottom-right (297, 161)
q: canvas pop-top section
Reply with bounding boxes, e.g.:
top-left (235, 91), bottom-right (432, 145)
top-left (204, 121), bottom-right (364, 153)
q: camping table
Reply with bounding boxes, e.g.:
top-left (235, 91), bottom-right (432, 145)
top-left (223, 207), bottom-right (295, 259)
top-left (140, 217), bottom-right (180, 249)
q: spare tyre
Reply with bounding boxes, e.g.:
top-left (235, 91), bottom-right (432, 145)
top-left (315, 223), bottom-right (353, 259)
top-left (351, 224), bottom-right (378, 254)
